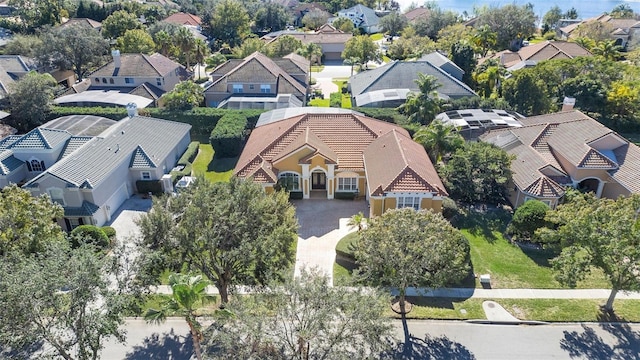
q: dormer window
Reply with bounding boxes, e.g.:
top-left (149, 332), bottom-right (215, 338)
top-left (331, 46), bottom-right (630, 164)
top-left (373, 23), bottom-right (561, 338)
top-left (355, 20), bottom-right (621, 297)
top-left (26, 158), bottom-right (45, 172)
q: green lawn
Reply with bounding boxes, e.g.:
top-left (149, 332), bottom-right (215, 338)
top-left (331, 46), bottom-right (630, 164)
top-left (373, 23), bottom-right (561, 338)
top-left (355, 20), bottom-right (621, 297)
top-left (331, 79), bottom-right (352, 108)
top-left (133, 294), bottom-right (220, 316)
top-left (370, 33), bottom-right (384, 41)
top-left (309, 98), bottom-right (330, 107)
top-left (191, 144), bottom-right (237, 183)
top-left (385, 297), bottom-right (486, 320)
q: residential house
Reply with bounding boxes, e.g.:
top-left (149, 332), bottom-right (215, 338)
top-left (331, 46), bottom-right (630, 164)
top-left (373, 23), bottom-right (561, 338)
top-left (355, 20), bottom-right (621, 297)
top-left (0, 55), bottom-right (38, 100)
top-left (235, 107), bottom-right (447, 217)
top-left (204, 52), bottom-right (309, 109)
top-left (403, 6), bottom-right (430, 23)
top-left (558, 14), bottom-right (640, 48)
top-left (480, 110), bottom-right (640, 208)
top-left (335, 4), bottom-right (381, 34)
top-left (487, 41), bottom-right (592, 71)
top-left (0, 109), bottom-right (192, 230)
top-left (59, 18), bottom-right (102, 31)
top-left (162, 12), bottom-right (207, 42)
top-left (292, 3), bottom-right (329, 28)
top-left (349, 60), bottom-right (477, 108)
top-left (59, 51), bottom-right (189, 107)
top-left (418, 51), bottom-right (465, 81)
top-left (262, 24), bottom-right (353, 62)
top-left (435, 109), bottom-right (525, 140)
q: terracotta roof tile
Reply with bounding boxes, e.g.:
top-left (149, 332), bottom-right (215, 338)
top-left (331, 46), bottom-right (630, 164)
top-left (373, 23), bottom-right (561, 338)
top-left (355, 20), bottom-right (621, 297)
top-left (523, 177), bottom-right (565, 198)
top-left (163, 12), bottom-right (202, 26)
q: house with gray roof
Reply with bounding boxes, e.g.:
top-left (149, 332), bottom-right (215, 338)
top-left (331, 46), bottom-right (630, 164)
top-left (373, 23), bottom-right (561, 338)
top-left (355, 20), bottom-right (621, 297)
top-left (335, 4), bottom-right (381, 34)
top-left (418, 52), bottom-right (464, 81)
top-left (0, 55), bottom-right (39, 99)
top-left (480, 110), bottom-right (640, 209)
top-left (349, 60), bottom-right (477, 108)
top-left (0, 109), bottom-right (191, 230)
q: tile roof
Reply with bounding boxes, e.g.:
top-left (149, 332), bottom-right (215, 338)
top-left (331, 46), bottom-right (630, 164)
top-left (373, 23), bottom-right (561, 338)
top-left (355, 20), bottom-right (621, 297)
top-left (349, 60), bottom-right (477, 100)
top-left (130, 145), bottom-right (157, 168)
top-left (236, 110), bottom-right (444, 196)
top-left (90, 53), bottom-right (187, 78)
top-left (276, 31), bottom-right (353, 45)
top-left (522, 177), bottom-right (565, 198)
top-left (163, 12), bottom-right (202, 26)
top-left (490, 41), bottom-right (592, 69)
top-left (0, 135), bottom-right (20, 149)
top-left (60, 18), bottom-right (102, 29)
top-left (404, 7), bottom-right (430, 22)
top-left (26, 116), bottom-right (191, 189)
top-left (9, 128), bottom-right (71, 150)
top-left (58, 136), bottom-right (93, 160)
top-left (482, 110), bottom-right (640, 198)
top-left (0, 149), bottom-right (22, 175)
top-left (561, 14), bottom-right (640, 36)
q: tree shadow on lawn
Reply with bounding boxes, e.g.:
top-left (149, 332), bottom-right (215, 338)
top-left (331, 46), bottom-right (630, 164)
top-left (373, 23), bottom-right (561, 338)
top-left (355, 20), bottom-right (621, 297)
top-left (125, 329), bottom-right (194, 360)
top-left (0, 341), bottom-right (44, 359)
top-left (518, 244), bottom-right (557, 268)
top-left (208, 154), bottom-right (238, 173)
top-left (452, 207), bottom-right (512, 243)
top-left (381, 333), bottom-right (476, 359)
top-left (559, 310), bottom-right (640, 359)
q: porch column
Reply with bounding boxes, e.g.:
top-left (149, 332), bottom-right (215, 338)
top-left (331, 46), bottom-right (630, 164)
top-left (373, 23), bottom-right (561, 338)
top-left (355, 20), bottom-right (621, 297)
top-left (596, 180), bottom-right (605, 198)
top-left (327, 164), bottom-right (335, 199)
top-left (301, 164), bottom-right (310, 199)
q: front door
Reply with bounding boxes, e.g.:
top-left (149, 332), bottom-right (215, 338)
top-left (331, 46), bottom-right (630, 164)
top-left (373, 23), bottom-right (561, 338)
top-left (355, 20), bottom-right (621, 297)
top-left (311, 172), bottom-right (326, 190)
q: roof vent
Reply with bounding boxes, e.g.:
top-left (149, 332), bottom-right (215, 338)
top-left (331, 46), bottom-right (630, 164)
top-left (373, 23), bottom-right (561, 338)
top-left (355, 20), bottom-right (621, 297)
top-left (562, 97), bottom-right (575, 111)
top-left (126, 103), bottom-right (138, 117)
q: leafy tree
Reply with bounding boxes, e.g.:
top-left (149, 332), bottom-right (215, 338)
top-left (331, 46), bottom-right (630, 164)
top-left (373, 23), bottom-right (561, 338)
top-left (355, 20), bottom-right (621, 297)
top-left (606, 80), bottom-right (640, 128)
top-left (342, 35), bottom-right (380, 70)
top-left (162, 80), bottom-right (204, 110)
top-left (610, 4), bottom-right (635, 19)
top-left (302, 8), bottom-right (329, 30)
top-left (0, 185), bottom-right (64, 255)
top-left (38, 23), bottom-right (110, 80)
top-left (435, 23), bottom-right (475, 56)
top-left (0, 241), bottom-right (130, 360)
top-left (572, 21), bottom-right (613, 43)
top-left (507, 200), bottom-right (549, 241)
top-left (253, 2), bottom-right (290, 33)
top-left (477, 4), bottom-right (537, 49)
top-left (398, 73), bottom-right (441, 125)
top-left (502, 70), bottom-right (552, 115)
top-left (265, 35), bottom-right (303, 58)
top-left (565, 7), bottom-right (579, 19)
top-left (232, 38), bottom-right (266, 58)
top-left (354, 209), bottom-right (469, 349)
top-left (207, 268), bottom-right (394, 359)
top-left (413, 120), bottom-right (464, 163)
top-left (379, 11), bottom-right (407, 38)
top-left (296, 42), bottom-right (323, 66)
top-left (116, 29), bottom-right (156, 54)
top-left (136, 177), bottom-right (298, 304)
top-left (102, 10), bottom-right (142, 39)
top-left (8, 0), bottom-right (65, 29)
top-left (450, 41), bottom-right (476, 85)
top-left (8, 72), bottom-right (57, 131)
top-left (70, 225), bottom-right (110, 250)
top-left (472, 24), bottom-right (497, 57)
top-left (386, 27), bottom-right (436, 60)
top-left (207, 0), bottom-right (251, 49)
top-left (440, 142), bottom-right (513, 205)
top-left (542, 5), bottom-right (563, 32)
top-left (3, 35), bottom-right (43, 58)
top-left (332, 17), bottom-right (355, 33)
top-left (145, 273), bottom-right (212, 360)
top-left (539, 193), bottom-right (640, 312)
top-left (411, 7), bottom-right (459, 40)
top-left (558, 75), bottom-right (607, 115)
top-left (473, 59), bottom-right (506, 98)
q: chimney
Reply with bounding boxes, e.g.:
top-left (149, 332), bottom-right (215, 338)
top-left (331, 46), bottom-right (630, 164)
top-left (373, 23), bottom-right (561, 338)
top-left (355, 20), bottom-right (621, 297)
top-left (111, 49), bottom-right (121, 68)
top-left (562, 97), bottom-right (575, 111)
top-left (126, 102), bottom-right (138, 117)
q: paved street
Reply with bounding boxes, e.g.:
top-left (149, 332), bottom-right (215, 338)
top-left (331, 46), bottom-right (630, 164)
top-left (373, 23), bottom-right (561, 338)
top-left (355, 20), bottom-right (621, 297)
top-left (100, 318), bottom-right (640, 359)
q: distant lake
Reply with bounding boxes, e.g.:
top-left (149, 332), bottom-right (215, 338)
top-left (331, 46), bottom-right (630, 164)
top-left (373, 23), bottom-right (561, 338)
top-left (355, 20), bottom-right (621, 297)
top-left (396, 0), bottom-right (640, 22)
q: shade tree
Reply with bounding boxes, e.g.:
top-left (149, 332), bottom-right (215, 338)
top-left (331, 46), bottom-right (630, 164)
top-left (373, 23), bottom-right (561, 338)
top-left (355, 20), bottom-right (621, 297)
top-left (8, 72), bottom-right (57, 131)
top-left (102, 10), bottom-right (143, 39)
top-left (206, 0), bottom-right (251, 49)
top-left (476, 4), bottom-right (537, 50)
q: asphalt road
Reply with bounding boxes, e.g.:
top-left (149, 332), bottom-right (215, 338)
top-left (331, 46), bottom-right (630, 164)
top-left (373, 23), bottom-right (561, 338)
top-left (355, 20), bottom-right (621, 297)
top-left (99, 319), bottom-right (640, 359)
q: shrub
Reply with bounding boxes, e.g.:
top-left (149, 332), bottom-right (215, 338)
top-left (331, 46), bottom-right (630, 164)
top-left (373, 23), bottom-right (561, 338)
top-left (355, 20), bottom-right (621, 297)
top-left (353, 107), bottom-right (408, 124)
top-left (70, 225), bottom-right (109, 250)
top-left (136, 180), bottom-right (164, 195)
top-left (179, 141), bottom-right (200, 164)
top-left (101, 226), bottom-right (116, 240)
top-left (289, 191), bottom-right (304, 200)
top-left (507, 199), bottom-right (550, 241)
top-left (441, 197), bottom-right (459, 220)
top-left (330, 92), bottom-right (342, 108)
top-left (334, 191), bottom-right (357, 200)
top-left (209, 113), bottom-right (248, 157)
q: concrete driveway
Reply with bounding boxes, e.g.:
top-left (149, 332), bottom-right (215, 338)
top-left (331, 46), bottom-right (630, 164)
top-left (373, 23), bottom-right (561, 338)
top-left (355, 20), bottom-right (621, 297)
top-left (312, 65), bottom-right (352, 98)
top-left (292, 198), bottom-right (368, 284)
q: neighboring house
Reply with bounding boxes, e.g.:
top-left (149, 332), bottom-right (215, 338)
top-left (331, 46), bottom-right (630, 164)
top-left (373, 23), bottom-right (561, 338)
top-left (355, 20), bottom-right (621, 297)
top-left (404, 6), bottom-right (430, 23)
top-left (204, 52), bottom-right (309, 109)
top-left (349, 60), bottom-right (477, 108)
top-left (58, 18), bottom-right (102, 31)
top-left (235, 107), bottom-right (447, 217)
top-left (84, 51), bottom-right (189, 107)
top-left (0, 55), bottom-right (39, 99)
top-left (0, 109), bottom-right (191, 230)
top-left (480, 110), bottom-right (640, 209)
top-left (262, 24), bottom-right (353, 62)
top-left (418, 51), bottom-right (465, 81)
top-left (487, 41), bottom-right (592, 71)
top-left (335, 4), bottom-right (381, 34)
top-left (435, 109), bottom-right (525, 140)
top-left (292, 3), bottom-right (329, 28)
top-left (162, 12), bottom-right (207, 42)
top-left (558, 14), bottom-right (640, 48)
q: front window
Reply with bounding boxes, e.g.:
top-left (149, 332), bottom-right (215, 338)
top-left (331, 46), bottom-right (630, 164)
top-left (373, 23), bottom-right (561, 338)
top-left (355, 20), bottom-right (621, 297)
top-left (338, 177), bottom-right (357, 191)
top-left (125, 77), bottom-right (134, 84)
top-left (156, 78), bottom-right (162, 86)
top-left (260, 84), bottom-right (271, 94)
top-left (278, 172), bottom-right (300, 191)
top-left (141, 171), bottom-right (151, 180)
top-left (48, 188), bottom-right (65, 206)
top-left (233, 84), bottom-right (243, 93)
top-left (397, 196), bottom-right (420, 210)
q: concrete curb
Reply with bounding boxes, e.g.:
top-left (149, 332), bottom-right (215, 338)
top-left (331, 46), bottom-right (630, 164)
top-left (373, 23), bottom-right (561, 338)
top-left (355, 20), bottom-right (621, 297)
top-left (465, 319), bottom-right (550, 326)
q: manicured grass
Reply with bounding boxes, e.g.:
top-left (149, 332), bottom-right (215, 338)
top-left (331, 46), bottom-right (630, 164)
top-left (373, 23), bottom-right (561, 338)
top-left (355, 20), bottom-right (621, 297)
top-left (370, 33), bottom-right (384, 41)
top-left (385, 297), bottom-right (486, 320)
top-left (382, 55), bottom-right (391, 63)
top-left (191, 144), bottom-right (237, 183)
top-left (333, 262), bottom-right (354, 286)
top-left (310, 65), bottom-right (325, 72)
top-left (499, 298), bottom-right (640, 322)
top-left (309, 98), bottom-right (330, 107)
top-left (335, 231), bottom-right (358, 257)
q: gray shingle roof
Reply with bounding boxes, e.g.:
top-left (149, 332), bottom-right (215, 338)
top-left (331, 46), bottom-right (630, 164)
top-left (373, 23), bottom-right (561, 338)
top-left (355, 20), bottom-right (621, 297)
top-left (26, 116), bottom-right (191, 188)
top-left (90, 53), bottom-right (187, 78)
top-left (64, 201), bottom-right (100, 217)
top-left (0, 149), bottom-right (22, 175)
top-left (349, 61), bottom-right (477, 100)
top-left (338, 4), bottom-right (380, 27)
top-left (9, 128), bottom-right (71, 150)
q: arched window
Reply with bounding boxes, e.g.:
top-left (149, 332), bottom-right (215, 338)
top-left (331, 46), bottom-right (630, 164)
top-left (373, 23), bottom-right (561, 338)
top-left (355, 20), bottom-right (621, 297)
top-left (94, 78), bottom-right (99, 83)
top-left (278, 172), bottom-right (300, 191)
top-left (30, 159), bottom-right (43, 172)
top-left (102, 78), bottom-right (107, 83)
top-left (109, 78), bottom-right (114, 84)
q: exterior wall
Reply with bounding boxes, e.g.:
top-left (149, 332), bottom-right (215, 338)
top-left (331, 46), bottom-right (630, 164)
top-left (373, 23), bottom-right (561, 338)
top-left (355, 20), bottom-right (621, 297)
top-left (370, 197), bottom-right (383, 217)
top-left (91, 72), bottom-right (180, 92)
top-left (0, 165), bottom-right (27, 187)
top-left (28, 175), bottom-right (84, 208)
top-left (601, 181), bottom-right (630, 199)
top-left (384, 197), bottom-right (396, 211)
top-left (12, 148), bottom-right (65, 173)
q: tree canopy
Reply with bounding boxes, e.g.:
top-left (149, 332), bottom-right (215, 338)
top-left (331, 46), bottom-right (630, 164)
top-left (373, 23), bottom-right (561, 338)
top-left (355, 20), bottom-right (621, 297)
top-left (477, 4), bottom-right (537, 49)
top-left (136, 177), bottom-right (298, 304)
top-left (398, 73), bottom-right (442, 125)
top-left (8, 72), bottom-right (57, 131)
top-left (116, 29), bottom-right (156, 54)
top-left (162, 80), bottom-right (204, 110)
top-left (206, 0), bottom-right (251, 49)
top-left (380, 11), bottom-right (407, 38)
top-left (253, 2), bottom-right (290, 33)
top-left (342, 35), bottom-right (380, 69)
top-left (413, 120), bottom-right (464, 163)
top-left (102, 10), bottom-right (143, 39)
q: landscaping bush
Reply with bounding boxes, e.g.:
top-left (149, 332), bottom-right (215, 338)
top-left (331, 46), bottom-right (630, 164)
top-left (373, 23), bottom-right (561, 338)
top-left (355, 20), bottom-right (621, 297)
top-left (70, 225), bottom-right (109, 250)
top-left (335, 232), bottom-right (359, 260)
top-left (441, 197), bottom-right (459, 220)
top-left (329, 92), bottom-right (342, 108)
top-left (353, 107), bottom-right (408, 125)
top-left (101, 226), bottom-right (116, 240)
top-left (209, 113), bottom-right (248, 157)
top-left (334, 191), bottom-right (357, 200)
top-left (136, 180), bottom-right (164, 195)
top-left (170, 141), bottom-right (199, 183)
top-left (507, 199), bottom-right (550, 241)
top-left (289, 191), bottom-right (303, 200)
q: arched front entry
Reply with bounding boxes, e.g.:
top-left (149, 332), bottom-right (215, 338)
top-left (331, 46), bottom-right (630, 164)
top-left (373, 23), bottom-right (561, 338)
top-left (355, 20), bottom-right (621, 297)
top-left (311, 170), bottom-right (326, 190)
top-left (577, 178), bottom-right (601, 196)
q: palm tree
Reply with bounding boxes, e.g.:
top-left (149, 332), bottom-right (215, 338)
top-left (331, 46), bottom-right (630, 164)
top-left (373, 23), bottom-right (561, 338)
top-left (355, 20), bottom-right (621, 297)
top-left (155, 30), bottom-right (173, 57)
top-left (592, 40), bottom-right (622, 61)
top-left (347, 212), bottom-right (366, 232)
top-left (472, 25), bottom-right (497, 57)
top-left (175, 27), bottom-right (196, 70)
top-left (572, 37), bottom-right (595, 51)
top-left (398, 73), bottom-right (442, 125)
top-left (193, 38), bottom-right (209, 80)
top-left (296, 42), bottom-right (323, 68)
top-left (144, 273), bottom-right (211, 360)
top-left (413, 120), bottom-right (465, 163)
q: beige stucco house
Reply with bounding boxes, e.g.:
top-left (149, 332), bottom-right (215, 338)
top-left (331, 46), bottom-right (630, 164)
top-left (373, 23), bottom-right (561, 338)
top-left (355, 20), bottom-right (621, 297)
top-left (235, 108), bottom-right (447, 217)
top-left (481, 110), bottom-right (640, 208)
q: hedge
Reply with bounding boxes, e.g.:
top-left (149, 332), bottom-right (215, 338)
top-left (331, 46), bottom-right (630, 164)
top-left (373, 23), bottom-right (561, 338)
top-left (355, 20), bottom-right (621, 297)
top-left (70, 225), bottom-right (109, 250)
top-left (330, 92), bottom-right (342, 108)
top-left (101, 226), bottom-right (117, 240)
top-left (170, 141), bottom-right (199, 183)
top-left (47, 107), bottom-right (264, 143)
top-left (353, 107), bottom-right (408, 125)
top-left (210, 113), bottom-right (248, 158)
top-left (334, 191), bottom-right (357, 200)
top-left (136, 180), bottom-right (164, 195)
top-left (289, 191), bottom-right (304, 200)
